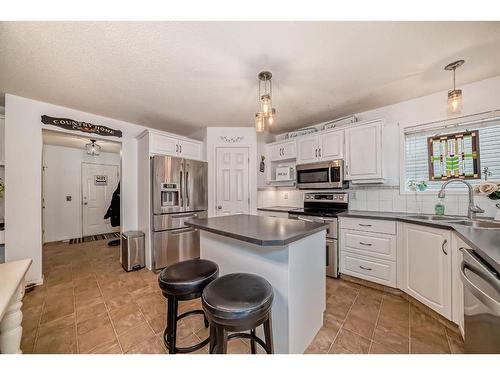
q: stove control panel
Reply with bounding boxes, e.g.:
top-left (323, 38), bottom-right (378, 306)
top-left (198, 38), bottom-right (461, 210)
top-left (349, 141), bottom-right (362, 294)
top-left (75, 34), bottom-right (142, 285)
top-left (304, 192), bottom-right (348, 203)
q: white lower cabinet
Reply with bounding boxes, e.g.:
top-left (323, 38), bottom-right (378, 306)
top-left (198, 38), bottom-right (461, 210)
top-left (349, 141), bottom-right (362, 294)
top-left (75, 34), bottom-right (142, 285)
top-left (398, 222), bottom-right (452, 320)
top-left (340, 217), bottom-right (397, 287)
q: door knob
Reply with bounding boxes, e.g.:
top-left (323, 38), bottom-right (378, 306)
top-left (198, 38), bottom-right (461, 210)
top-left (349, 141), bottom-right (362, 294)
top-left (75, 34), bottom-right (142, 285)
top-left (83, 202), bottom-right (88, 205)
top-left (217, 205), bottom-right (222, 209)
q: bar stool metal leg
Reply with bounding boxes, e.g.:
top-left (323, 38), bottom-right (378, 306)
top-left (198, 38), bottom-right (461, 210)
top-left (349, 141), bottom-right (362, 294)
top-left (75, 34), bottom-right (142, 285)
top-left (250, 328), bottom-right (257, 354)
top-left (263, 315), bottom-right (274, 354)
top-left (165, 296), bottom-right (178, 354)
top-left (215, 326), bottom-right (228, 354)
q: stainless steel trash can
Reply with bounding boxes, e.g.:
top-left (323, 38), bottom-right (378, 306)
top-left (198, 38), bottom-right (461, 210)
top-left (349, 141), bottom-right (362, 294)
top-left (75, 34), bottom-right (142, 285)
top-left (121, 231), bottom-right (145, 272)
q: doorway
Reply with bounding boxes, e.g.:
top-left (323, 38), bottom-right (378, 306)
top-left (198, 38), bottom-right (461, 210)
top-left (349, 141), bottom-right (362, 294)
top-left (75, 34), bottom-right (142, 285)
top-left (215, 147), bottom-right (250, 216)
top-left (42, 130), bottom-right (122, 243)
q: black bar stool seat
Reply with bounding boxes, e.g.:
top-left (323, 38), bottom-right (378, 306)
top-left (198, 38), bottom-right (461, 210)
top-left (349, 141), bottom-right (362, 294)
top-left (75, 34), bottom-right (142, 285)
top-left (202, 273), bottom-right (274, 354)
top-left (159, 259), bottom-right (218, 354)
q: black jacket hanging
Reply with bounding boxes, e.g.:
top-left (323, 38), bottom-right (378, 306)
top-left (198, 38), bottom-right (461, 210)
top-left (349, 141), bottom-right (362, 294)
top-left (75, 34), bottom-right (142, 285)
top-left (104, 182), bottom-right (120, 227)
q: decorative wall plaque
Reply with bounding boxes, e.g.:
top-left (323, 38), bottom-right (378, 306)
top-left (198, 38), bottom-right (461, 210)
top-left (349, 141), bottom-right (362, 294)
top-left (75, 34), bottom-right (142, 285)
top-left (94, 175), bottom-right (108, 186)
top-left (220, 136), bottom-right (244, 143)
top-left (41, 115), bottom-right (122, 138)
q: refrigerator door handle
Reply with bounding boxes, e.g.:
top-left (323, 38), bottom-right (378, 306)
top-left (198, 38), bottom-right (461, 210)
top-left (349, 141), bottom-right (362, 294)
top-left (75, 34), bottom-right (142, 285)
top-left (186, 171), bottom-right (190, 208)
top-left (179, 170), bottom-right (183, 207)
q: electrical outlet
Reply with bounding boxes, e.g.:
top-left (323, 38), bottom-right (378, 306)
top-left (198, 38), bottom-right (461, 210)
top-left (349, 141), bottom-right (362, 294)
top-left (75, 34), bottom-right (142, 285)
top-left (284, 192), bottom-right (289, 199)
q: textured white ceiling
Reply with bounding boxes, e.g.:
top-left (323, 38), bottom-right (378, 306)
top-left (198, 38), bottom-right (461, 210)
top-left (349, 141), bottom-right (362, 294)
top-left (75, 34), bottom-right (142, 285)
top-left (2, 21), bottom-right (500, 135)
top-left (42, 129), bottom-right (121, 153)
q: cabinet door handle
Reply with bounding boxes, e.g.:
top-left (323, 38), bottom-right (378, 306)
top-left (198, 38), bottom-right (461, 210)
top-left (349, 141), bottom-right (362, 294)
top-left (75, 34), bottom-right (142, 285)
top-left (359, 242), bottom-right (372, 246)
top-left (179, 144), bottom-right (182, 153)
top-left (318, 148), bottom-right (321, 157)
top-left (315, 149), bottom-right (318, 157)
top-left (359, 265), bottom-right (373, 271)
top-left (442, 239), bottom-right (448, 255)
top-left (176, 144), bottom-right (178, 153)
top-left (358, 224), bottom-right (372, 227)
top-left (345, 164), bottom-right (349, 175)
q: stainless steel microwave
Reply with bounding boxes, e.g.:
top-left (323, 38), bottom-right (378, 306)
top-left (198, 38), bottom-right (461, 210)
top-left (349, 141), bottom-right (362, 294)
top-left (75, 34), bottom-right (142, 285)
top-left (296, 160), bottom-right (347, 189)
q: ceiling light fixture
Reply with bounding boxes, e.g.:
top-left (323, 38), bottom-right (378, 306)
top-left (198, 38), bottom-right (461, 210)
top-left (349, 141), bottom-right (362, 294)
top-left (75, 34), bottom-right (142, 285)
top-left (85, 139), bottom-right (101, 156)
top-left (255, 71), bottom-right (276, 132)
top-left (444, 59), bottom-right (465, 114)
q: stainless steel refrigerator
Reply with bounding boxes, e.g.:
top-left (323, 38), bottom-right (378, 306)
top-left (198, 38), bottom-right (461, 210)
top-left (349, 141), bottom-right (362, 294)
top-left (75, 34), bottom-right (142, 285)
top-left (151, 155), bottom-right (208, 270)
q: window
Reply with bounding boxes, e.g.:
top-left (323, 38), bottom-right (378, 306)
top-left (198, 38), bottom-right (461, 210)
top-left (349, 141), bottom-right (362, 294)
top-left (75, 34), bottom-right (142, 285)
top-left (403, 116), bottom-right (500, 192)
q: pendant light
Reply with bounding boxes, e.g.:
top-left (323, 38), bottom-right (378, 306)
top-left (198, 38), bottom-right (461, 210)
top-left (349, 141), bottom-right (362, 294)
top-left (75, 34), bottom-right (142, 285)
top-left (255, 71), bottom-right (277, 132)
top-left (444, 60), bottom-right (465, 114)
top-left (85, 139), bottom-right (101, 156)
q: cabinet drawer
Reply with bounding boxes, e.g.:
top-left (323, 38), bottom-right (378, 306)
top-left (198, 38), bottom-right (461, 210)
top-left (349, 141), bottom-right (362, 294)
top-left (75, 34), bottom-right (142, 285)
top-left (341, 230), bottom-right (396, 261)
top-left (257, 210), bottom-right (289, 219)
top-left (341, 217), bottom-right (396, 235)
top-left (341, 252), bottom-right (396, 287)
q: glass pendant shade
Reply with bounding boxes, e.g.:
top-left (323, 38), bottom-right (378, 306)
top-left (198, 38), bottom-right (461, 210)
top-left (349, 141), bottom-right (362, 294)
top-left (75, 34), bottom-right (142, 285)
top-left (254, 71), bottom-right (277, 132)
top-left (86, 140), bottom-right (101, 156)
top-left (255, 113), bottom-right (265, 133)
top-left (447, 89), bottom-right (462, 114)
top-left (260, 94), bottom-right (272, 115)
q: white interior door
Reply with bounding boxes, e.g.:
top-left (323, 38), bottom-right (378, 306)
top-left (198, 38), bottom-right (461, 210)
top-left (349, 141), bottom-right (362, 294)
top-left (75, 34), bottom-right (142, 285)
top-left (82, 163), bottom-right (120, 236)
top-left (215, 147), bottom-right (249, 216)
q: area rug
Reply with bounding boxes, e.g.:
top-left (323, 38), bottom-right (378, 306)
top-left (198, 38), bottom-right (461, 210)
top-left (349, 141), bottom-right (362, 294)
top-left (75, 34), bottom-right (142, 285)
top-left (69, 232), bottom-right (120, 244)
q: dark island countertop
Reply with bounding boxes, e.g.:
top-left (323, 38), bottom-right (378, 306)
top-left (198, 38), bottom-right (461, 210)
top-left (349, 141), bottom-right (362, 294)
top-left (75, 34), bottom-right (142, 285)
top-left (257, 206), bottom-right (301, 213)
top-left (186, 214), bottom-right (328, 247)
top-left (338, 210), bottom-right (500, 273)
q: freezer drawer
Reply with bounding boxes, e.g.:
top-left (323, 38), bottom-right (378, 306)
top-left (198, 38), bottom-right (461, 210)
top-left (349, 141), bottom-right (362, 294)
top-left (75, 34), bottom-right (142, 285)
top-left (153, 210), bottom-right (207, 231)
top-left (153, 227), bottom-right (200, 270)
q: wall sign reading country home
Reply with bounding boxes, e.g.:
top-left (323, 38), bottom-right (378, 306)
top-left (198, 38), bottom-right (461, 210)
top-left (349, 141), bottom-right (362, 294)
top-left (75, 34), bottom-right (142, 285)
top-left (41, 115), bottom-right (123, 138)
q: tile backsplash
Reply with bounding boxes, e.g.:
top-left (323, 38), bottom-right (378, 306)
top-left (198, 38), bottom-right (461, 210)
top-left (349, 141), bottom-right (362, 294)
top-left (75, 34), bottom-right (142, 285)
top-left (258, 187), bottom-right (499, 218)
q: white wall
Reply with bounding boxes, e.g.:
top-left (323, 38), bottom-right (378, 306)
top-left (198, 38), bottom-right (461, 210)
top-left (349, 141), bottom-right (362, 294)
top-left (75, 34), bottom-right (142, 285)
top-left (258, 74), bottom-right (500, 217)
top-left (5, 94), bottom-right (147, 284)
top-left (206, 127), bottom-right (258, 217)
top-left (42, 145), bottom-right (120, 242)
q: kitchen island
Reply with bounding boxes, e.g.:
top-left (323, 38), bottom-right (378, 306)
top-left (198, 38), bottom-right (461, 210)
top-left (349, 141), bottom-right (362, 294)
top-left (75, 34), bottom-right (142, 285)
top-left (186, 214), bottom-right (327, 354)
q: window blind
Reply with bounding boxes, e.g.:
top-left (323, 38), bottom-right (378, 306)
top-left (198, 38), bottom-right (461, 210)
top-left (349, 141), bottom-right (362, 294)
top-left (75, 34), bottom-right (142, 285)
top-left (404, 118), bottom-right (500, 191)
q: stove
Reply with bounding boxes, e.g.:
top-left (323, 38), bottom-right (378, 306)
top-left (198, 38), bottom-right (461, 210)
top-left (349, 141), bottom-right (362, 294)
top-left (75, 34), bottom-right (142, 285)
top-left (288, 192), bottom-right (348, 278)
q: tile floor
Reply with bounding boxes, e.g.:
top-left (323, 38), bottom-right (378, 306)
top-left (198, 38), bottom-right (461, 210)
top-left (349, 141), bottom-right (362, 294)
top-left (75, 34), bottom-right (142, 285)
top-left (20, 239), bottom-right (464, 354)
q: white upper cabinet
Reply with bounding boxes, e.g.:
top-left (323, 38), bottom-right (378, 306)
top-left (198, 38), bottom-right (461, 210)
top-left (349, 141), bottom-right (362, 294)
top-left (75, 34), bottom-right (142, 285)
top-left (150, 132), bottom-right (203, 160)
top-left (296, 135), bottom-right (319, 164)
top-left (344, 119), bottom-right (383, 182)
top-left (178, 138), bottom-right (203, 160)
top-left (268, 140), bottom-right (296, 162)
top-left (398, 223), bottom-right (452, 319)
top-left (296, 130), bottom-right (343, 165)
top-left (319, 130), bottom-right (344, 161)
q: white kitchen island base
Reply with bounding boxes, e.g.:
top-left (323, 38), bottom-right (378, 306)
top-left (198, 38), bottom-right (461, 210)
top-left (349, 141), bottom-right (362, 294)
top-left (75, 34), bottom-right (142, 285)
top-left (200, 230), bottom-right (326, 354)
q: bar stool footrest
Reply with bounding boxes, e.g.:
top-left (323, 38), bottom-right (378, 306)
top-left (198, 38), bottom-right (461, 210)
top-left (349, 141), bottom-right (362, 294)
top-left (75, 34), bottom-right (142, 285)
top-left (164, 309), bottom-right (210, 353)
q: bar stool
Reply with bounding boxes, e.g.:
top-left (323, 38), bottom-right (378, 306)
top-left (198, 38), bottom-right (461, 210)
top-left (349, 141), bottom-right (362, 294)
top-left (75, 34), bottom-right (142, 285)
top-left (158, 259), bottom-right (219, 354)
top-left (202, 273), bottom-right (274, 354)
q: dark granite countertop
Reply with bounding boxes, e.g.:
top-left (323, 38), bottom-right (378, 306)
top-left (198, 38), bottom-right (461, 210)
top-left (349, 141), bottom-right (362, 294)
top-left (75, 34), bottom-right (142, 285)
top-left (186, 214), bottom-right (328, 247)
top-left (257, 206), bottom-right (301, 213)
top-left (338, 210), bottom-right (500, 273)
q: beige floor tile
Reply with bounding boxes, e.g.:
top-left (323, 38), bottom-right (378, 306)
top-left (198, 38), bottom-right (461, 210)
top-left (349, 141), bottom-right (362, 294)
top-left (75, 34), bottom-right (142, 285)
top-left (118, 322), bottom-right (155, 352)
top-left (304, 325), bottom-right (339, 354)
top-left (342, 294), bottom-right (381, 339)
top-left (126, 335), bottom-right (166, 354)
top-left (369, 341), bottom-right (398, 354)
top-left (110, 304), bottom-right (146, 335)
top-left (88, 339), bottom-right (123, 354)
top-left (78, 319), bottom-right (116, 353)
top-left (39, 295), bottom-right (75, 325)
top-left (34, 315), bottom-right (77, 354)
top-left (333, 328), bottom-right (371, 354)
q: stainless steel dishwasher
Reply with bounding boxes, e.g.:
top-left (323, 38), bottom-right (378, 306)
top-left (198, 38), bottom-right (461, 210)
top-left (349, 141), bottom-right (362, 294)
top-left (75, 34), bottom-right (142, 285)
top-left (460, 248), bottom-right (500, 353)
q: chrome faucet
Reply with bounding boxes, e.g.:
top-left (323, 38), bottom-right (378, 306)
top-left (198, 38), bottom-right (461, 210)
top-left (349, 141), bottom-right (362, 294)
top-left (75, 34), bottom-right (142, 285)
top-left (437, 179), bottom-right (484, 220)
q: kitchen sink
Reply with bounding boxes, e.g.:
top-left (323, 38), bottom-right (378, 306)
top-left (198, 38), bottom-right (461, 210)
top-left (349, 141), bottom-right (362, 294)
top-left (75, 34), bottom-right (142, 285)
top-left (451, 220), bottom-right (500, 229)
top-left (406, 214), bottom-right (465, 221)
